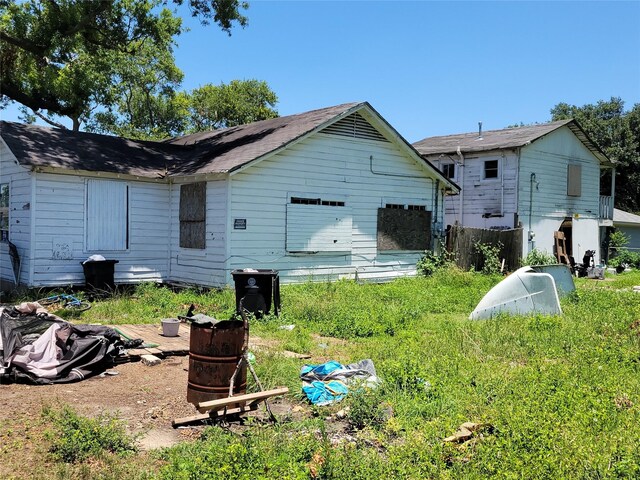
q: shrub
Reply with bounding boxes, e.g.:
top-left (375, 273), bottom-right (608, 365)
top-left (609, 248), bottom-right (640, 269)
top-left (417, 244), bottom-right (454, 276)
top-left (522, 248), bottom-right (558, 266)
top-left (345, 385), bottom-right (389, 431)
top-left (609, 230), bottom-right (630, 249)
top-left (474, 241), bottom-right (503, 275)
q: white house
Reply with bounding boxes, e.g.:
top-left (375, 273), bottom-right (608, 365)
top-left (413, 120), bottom-right (615, 264)
top-left (0, 102), bottom-right (458, 290)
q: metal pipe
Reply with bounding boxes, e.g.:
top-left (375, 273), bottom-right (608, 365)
top-left (528, 172), bottom-right (537, 251)
top-left (456, 146), bottom-right (464, 225)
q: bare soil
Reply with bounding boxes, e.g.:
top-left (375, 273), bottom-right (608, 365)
top-left (0, 356), bottom-right (316, 479)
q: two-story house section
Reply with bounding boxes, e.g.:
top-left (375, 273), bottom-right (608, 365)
top-left (414, 120), bottom-right (615, 264)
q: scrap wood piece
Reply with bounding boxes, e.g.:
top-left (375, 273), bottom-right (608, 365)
top-left (172, 404), bottom-right (258, 428)
top-left (196, 387), bottom-right (289, 413)
top-left (443, 422), bottom-right (493, 443)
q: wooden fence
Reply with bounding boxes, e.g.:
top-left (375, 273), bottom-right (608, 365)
top-left (446, 224), bottom-right (523, 272)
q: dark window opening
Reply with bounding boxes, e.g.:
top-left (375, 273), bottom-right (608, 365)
top-left (484, 160), bottom-right (499, 179)
top-left (291, 197), bottom-right (344, 207)
top-left (442, 163), bottom-right (455, 179)
top-left (385, 203), bottom-right (405, 210)
top-left (408, 205), bottom-right (426, 211)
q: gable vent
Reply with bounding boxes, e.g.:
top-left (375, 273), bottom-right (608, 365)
top-left (323, 112), bottom-right (390, 142)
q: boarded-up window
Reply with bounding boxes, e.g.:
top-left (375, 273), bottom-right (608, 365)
top-left (567, 164), bottom-right (582, 197)
top-left (86, 179), bottom-right (128, 251)
top-left (180, 182), bottom-right (206, 249)
top-left (0, 183), bottom-right (8, 241)
top-left (286, 198), bottom-right (351, 253)
top-left (377, 208), bottom-right (431, 251)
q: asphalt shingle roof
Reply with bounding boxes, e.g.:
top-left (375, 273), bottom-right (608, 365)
top-left (613, 208), bottom-right (640, 225)
top-left (0, 102), bottom-right (363, 178)
top-left (413, 119), bottom-right (611, 165)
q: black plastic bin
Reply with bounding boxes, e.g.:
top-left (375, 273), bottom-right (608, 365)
top-left (231, 269), bottom-right (280, 317)
top-left (81, 260), bottom-right (119, 291)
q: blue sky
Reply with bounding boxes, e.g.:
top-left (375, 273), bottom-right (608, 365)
top-left (3, 1), bottom-right (639, 142)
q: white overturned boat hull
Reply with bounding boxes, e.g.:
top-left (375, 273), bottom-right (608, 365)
top-left (469, 266), bottom-right (562, 320)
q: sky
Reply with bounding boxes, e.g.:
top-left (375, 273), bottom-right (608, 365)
top-left (2, 0), bottom-right (640, 143)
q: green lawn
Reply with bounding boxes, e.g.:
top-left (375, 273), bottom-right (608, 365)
top-left (34, 270), bottom-right (640, 478)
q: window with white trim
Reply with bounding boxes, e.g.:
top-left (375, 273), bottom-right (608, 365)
top-left (484, 159), bottom-right (499, 179)
top-left (86, 179), bottom-right (128, 251)
top-left (441, 163), bottom-right (456, 180)
top-left (0, 183), bottom-right (8, 241)
top-left (286, 196), bottom-right (351, 253)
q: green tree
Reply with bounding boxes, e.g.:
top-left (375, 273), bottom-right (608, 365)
top-left (87, 79), bottom-right (278, 140)
top-left (550, 97), bottom-right (640, 213)
top-left (187, 79), bottom-right (278, 131)
top-left (0, 0), bottom-right (248, 130)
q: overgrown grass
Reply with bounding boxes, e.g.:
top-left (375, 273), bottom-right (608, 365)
top-left (18, 269), bottom-right (640, 478)
top-left (43, 405), bottom-right (138, 463)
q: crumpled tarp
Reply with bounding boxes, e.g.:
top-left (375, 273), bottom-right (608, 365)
top-left (300, 359), bottom-right (380, 405)
top-left (1, 303), bottom-right (124, 384)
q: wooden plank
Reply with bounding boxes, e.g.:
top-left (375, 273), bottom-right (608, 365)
top-left (172, 404), bottom-right (258, 427)
top-left (197, 387), bottom-right (289, 412)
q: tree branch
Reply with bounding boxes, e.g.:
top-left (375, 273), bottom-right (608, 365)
top-left (0, 31), bottom-right (47, 57)
top-left (0, 79), bottom-right (78, 117)
top-left (31, 109), bottom-right (67, 129)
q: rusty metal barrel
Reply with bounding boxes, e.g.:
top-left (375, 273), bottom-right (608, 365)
top-left (187, 319), bottom-right (247, 406)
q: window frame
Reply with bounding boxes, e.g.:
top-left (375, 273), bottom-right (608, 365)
top-left (286, 193), bottom-right (351, 254)
top-left (0, 182), bottom-right (9, 242)
top-left (483, 159), bottom-right (500, 180)
top-left (441, 162), bottom-right (456, 181)
top-left (179, 182), bottom-right (207, 250)
top-left (85, 179), bottom-right (129, 252)
top-left (567, 164), bottom-right (582, 197)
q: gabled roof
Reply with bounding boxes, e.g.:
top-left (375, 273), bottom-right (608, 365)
top-left (0, 102), bottom-right (458, 191)
top-left (413, 119), bottom-right (612, 166)
top-left (165, 102), bottom-right (362, 175)
top-left (613, 208), bottom-right (640, 226)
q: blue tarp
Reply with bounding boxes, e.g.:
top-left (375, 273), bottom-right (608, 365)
top-left (300, 359), bottom-right (379, 406)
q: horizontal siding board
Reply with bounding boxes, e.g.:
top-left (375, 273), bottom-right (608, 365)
top-left (228, 131), bottom-right (440, 283)
top-left (30, 175), bottom-right (170, 286)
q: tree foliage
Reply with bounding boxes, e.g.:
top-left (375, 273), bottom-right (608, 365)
top-left (0, 0), bottom-right (249, 131)
top-left (87, 79), bottom-right (278, 140)
top-left (551, 97), bottom-right (640, 213)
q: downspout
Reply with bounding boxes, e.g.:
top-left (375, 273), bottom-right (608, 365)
top-left (433, 179), bottom-right (439, 249)
top-left (528, 172), bottom-right (537, 252)
top-left (456, 146), bottom-right (464, 225)
top-left (500, 152), bottom-right (505, 217)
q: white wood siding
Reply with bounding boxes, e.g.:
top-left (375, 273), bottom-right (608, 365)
top-left (0, 141), bottom-right (32, 286)
top-left (228, 133), bottom-right (439, 283)
top-left (31, 174), bottom-right (169, 286)
top-left (518, 127), bottom-right (602, 261)
top-left (429, 151), bottom-right (519, 230)
top-left (168, 179), bottom-right (228, 287)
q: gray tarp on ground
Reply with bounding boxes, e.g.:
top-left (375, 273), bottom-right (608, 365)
top-left (0, 304), bottom-right (123, 384)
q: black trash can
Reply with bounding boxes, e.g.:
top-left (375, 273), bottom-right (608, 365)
top-left (231, 269), bottom-right (280, 317)
top-left (81, 260), bottom-right (119, 291)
